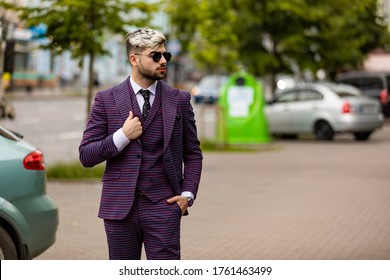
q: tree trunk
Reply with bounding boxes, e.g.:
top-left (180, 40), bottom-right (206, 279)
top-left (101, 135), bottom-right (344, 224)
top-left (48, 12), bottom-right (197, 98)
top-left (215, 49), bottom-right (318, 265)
top-left (86, 51), bottom-right (95, 120)
top-left (0, 18), bottom-right (7, 102)
top-left (270, 72), bottom-right (277, 96)
top-left (50, 50), bottom-right (55, 72)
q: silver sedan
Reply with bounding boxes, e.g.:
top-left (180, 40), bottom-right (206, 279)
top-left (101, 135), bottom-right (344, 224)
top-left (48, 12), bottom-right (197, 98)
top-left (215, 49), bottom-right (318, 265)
top-left (264, 82), bottom-right (384, 141)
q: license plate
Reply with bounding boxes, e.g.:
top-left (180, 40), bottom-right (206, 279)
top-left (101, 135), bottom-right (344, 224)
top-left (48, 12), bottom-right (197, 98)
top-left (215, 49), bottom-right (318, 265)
top-left (359, 104), bottom-right (376, 114)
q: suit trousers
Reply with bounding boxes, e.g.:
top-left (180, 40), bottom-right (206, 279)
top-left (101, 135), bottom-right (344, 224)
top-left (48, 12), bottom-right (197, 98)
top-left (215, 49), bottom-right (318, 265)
top-left (104, 193), bottom-right (182, 260)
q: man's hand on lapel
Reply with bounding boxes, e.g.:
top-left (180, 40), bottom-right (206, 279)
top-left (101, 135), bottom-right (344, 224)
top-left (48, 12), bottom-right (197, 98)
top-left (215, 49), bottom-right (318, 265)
top-left (122, 111), bottom-right (142, 140)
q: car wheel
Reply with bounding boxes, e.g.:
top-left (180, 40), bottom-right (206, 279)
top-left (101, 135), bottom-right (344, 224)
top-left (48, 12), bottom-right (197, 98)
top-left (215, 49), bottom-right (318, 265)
top-left (354, 131), bottom-right (372, 141)
top-left (0, 226), bottom-right (18, 260)
top-left (314, 121), bottom-right (334, 141)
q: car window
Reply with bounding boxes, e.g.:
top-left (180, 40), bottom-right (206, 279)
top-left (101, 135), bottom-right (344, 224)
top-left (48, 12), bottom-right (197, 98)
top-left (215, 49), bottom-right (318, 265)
top-left (275, 91), bottom-right (297, 103)
top-left (335, 91), bottom-right (360, 98)
top-left (341, 77), bottom-right (383, 91)
top-left (298, 90), bottom-right (323, 101)
top-left (386, 76), bottom-right (390, 91)
top-left (0, 126), bottom-right (19, 141)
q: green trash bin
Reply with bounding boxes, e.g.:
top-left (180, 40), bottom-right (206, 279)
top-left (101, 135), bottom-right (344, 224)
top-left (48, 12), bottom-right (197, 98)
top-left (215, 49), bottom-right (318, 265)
top-left (217, 71), bottom-right (271, 144)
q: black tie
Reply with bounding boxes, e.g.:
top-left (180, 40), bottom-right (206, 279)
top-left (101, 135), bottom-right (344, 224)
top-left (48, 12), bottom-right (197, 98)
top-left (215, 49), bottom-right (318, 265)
top-left (140, 89), bottom-right (151, 120)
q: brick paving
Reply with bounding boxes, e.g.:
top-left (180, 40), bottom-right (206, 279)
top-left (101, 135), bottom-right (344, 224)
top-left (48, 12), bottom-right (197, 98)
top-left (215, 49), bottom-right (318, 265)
top-left (36, 123), bottom-right (390, 260)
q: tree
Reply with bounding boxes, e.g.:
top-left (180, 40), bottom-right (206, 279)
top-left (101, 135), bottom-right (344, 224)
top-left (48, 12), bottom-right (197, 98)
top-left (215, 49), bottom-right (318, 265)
top-left (164, 0), bottom-right (240, 74)
top-left (165, 0), bottom-right (390, 90)
top-left (309, 0), bottom-right (390, 79)
top-left (1, 0), bottom-right (157, 116)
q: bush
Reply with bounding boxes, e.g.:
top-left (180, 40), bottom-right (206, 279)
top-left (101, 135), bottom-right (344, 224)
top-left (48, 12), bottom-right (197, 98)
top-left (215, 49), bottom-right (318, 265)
top-left (200, 140), bottom-right (269, 152)
top-left (47, 161), bottom-right (104, 180)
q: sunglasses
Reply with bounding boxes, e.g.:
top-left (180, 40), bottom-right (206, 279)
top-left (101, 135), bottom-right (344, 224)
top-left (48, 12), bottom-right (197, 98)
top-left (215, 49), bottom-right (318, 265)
top-left (135, 51), bottom-right (172, 63)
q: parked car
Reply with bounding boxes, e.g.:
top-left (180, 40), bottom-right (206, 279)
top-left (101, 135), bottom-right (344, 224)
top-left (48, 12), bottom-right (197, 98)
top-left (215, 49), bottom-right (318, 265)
top-left (335, 71), bottom-right (390, 117)
top-left (190, 75), bottom-right (229, 104)
top-left (264, 82), bottom-right (384, 141)
top-left (0, 125), bottom-right (58, 259)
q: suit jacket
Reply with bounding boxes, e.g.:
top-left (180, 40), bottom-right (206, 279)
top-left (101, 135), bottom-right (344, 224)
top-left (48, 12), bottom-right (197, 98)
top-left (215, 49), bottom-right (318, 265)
top-left (79, 77), bottom-right (203, 220)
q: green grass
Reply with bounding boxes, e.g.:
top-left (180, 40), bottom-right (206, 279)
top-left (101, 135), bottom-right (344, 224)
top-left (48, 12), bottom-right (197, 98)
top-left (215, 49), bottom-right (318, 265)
top-left (201, 141), bottom-right (254, 152)
top-left (47, 161), bottom-right (104, 180)
top-left (200, 139), bottom-right (276, 152)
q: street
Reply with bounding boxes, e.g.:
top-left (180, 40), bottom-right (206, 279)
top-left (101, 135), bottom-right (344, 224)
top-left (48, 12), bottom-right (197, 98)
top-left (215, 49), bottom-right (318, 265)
top-left (1, 93), bottom-right (390, 259)
top-left (1, 94), bottom-right (87, 165)
top-left (1, 94), bottom-right (219, 165)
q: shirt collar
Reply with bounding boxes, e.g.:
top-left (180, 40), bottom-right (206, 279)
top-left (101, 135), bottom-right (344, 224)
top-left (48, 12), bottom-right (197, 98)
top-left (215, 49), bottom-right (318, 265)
top-left (130, 76), bottom-right (157, 95)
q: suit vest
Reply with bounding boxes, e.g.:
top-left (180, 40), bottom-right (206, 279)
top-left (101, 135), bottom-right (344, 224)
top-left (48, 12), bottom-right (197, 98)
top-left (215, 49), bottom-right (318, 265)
top-left (129, 88), bottom-right (173, 202)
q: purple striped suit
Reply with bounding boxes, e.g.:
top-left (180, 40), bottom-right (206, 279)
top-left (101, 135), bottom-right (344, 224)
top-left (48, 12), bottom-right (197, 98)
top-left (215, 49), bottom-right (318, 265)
top-left (79, 77), bottom-right (203, 259)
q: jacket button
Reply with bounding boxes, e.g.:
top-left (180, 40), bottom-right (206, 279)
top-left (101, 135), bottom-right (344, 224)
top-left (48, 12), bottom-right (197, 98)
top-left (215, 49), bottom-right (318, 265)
top-left (136, 154), bottom-right (141, 159)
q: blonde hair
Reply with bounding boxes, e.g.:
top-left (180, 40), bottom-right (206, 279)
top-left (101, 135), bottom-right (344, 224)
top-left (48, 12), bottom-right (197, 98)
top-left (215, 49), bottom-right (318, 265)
top-left (126, 28), bottom-right (166, 56)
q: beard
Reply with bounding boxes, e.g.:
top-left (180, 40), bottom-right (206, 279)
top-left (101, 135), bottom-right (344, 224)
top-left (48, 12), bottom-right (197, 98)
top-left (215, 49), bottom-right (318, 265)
top-left (138, 62), bottom-right (166, 81)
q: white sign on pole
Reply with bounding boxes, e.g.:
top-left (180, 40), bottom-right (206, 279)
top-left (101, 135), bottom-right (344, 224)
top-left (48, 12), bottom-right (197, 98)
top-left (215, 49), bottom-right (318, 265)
top-left (227, 86), bottom-right (254, 117)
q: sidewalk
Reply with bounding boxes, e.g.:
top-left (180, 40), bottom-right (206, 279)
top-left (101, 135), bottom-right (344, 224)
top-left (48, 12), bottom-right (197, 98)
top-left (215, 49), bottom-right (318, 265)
top-left (37, 125), bottom-right (390, 260)
top-left (5, 86), bottom-right (86, 100)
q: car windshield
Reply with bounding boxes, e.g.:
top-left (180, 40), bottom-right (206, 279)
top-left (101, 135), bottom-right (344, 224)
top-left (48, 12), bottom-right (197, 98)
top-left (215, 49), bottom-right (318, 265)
top-left (276, 91), bottom-right (296, 102)
top-left (326, 83), bottom-right (361, 97)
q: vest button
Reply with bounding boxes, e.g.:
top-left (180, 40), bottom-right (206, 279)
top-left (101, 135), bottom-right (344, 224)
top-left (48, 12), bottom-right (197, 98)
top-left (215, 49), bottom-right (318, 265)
top-left (136, 154), bottom-right (141, 159)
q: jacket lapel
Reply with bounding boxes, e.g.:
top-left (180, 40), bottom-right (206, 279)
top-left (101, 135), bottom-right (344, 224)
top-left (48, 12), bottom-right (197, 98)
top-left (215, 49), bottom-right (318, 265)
top-left (161, 82), bottom-right (179, 152)
top-left (112, 77), bottom-right (134, 121)
top-left (112, 78), bottom-right (178, 151)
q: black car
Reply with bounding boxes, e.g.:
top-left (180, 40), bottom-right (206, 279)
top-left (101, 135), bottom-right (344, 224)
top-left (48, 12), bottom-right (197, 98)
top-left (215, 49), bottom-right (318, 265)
top-left (335, 71), bottom-right (390, 117)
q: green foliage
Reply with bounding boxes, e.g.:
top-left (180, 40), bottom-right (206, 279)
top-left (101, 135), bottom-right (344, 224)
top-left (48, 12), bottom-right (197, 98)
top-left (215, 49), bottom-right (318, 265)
top-left (164, 0), bottom-right (201, 53)
top-left (47, 161), bottom-right (104, 180)
top-left (8, 0), bottom-right (157, 59)
top-left (164, 0), bottom-right (240, 73)
top-left (1, 0), bottom-right (157, 115)
top-left (165, 0), bottom-right (390, 81)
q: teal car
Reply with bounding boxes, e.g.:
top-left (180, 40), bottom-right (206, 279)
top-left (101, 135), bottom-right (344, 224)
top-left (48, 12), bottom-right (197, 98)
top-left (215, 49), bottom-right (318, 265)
top-left (0, 125), bottom-right (58, 259)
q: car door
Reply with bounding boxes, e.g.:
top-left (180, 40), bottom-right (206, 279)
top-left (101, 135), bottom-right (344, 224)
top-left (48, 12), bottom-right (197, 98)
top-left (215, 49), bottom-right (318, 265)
top-left (289, 89), bottom-right (324, 133)
top-left (265, 90), bottom-right (297, 133)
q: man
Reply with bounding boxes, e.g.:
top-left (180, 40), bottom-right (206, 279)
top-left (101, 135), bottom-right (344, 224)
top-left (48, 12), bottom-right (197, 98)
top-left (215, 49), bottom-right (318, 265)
top-left (79, 28), bottom-right (203, 260)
